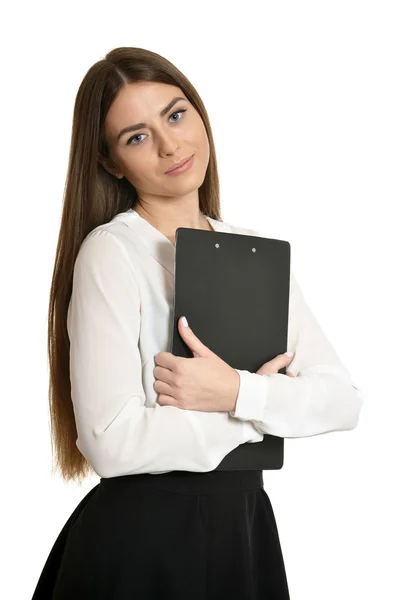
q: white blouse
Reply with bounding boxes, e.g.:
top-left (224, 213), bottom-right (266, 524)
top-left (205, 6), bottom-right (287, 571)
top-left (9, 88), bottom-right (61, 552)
top-left (67, 208), bottom-right (363, 478)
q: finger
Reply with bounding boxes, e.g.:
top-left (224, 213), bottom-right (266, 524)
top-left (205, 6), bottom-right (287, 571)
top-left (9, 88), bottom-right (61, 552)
top-left (154, 379), bottom-right (174, 397)
top-left (279, 354), bottom-right (295, 367)
top-left (154, 365), bottom-right (173, 384)
top-left (154, 351), bottom-right (179, 369)
top-left (270, 353), bottom-right (295, 367)
top-left (157, 393), bottom-right (178, 407)
top-left (178, 316), bottom-right (211, 358)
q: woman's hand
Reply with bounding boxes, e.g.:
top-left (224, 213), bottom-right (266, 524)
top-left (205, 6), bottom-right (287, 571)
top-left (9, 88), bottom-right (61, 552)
top-left (154, 316), bottom-right (240, 412)
top-left (256, 352), bottom-right (296, 378)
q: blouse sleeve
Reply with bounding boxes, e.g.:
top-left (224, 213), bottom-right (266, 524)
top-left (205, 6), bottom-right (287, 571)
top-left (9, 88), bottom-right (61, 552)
top-left (228, 228), bottom-right (364, 438)
top-left (67, 229), bottom-right (262, 478)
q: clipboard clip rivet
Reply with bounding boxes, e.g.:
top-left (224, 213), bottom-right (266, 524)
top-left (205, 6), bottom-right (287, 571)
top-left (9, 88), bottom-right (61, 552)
top-left (215, 243), bottom-right (220, 248)
top-left (252, 247), bottom-right (257, 252)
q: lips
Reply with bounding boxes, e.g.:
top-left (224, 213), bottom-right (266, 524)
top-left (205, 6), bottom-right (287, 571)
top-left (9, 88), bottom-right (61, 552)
top-left (165, 154), bottom-right (194, 173)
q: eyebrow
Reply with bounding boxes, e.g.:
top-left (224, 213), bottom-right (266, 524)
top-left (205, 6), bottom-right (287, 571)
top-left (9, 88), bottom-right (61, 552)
top-left (116, 96), bottom-right (187, 142)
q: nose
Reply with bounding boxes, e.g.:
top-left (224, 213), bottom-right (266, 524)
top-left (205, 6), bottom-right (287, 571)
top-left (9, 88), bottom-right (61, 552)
top-left (158, 131), bottom-right (181, 157)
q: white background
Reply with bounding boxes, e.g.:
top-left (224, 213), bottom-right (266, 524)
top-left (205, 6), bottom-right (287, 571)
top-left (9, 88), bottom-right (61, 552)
top-left (1, 1), bottom-right (398, 598)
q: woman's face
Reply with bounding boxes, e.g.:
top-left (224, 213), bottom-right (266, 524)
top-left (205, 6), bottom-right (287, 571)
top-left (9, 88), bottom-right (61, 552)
top-left (100, 81), bottom-right (210, 200)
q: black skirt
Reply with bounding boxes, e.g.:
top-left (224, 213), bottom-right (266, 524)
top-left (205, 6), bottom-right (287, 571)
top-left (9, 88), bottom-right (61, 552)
top-left (31, 469), bottom-right (290, 599)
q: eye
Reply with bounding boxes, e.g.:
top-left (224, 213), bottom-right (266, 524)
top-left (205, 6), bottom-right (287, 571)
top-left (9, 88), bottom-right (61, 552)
top-left (127, 133), bottom-right (146, 146)
top-left (169, 108), bottom-right (187, 123)
top-left (126, 109), bottom-right (187, 146)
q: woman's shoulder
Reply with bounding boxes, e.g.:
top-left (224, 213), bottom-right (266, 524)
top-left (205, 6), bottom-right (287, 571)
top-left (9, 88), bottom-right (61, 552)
top-left (80, 210), bottom-right (136, 250)
top-left (75, 217), bottom-right (136, 275)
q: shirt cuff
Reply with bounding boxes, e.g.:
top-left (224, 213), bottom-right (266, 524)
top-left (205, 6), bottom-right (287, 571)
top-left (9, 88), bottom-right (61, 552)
top-left (229, 369), bottom-right (269, 422)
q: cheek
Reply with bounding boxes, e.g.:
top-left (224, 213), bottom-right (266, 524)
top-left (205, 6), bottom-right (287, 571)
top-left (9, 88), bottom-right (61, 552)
top-left (195, 118), bottom-right (208, 143)
top-left (124, 155), bottom-right (155, 184)
top-left (197, 128), bottom-right (210, 168)
top-left (185, 119), bottom-right (209, 164)
top-left (198, 121), bottom-right (210, 157)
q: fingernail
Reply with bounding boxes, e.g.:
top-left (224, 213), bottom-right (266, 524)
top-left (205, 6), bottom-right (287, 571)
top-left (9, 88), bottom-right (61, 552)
top-left (182, 316), bottom-right (189, 327)
top-left (285, 351), bottom-right (294, 357)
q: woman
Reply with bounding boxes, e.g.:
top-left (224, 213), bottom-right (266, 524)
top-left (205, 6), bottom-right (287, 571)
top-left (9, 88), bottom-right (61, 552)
top-left (31, 46), bottom-right (363, 599)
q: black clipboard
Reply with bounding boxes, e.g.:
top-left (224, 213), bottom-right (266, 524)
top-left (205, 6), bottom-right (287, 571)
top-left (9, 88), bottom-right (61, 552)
top-left (170, 227), bottom-right (291, 470)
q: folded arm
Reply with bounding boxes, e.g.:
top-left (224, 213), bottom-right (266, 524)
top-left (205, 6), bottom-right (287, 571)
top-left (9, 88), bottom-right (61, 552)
top-left (67, 229), bottom-right (262, 478)
top-left (229, 230), bottom-right (364, 438)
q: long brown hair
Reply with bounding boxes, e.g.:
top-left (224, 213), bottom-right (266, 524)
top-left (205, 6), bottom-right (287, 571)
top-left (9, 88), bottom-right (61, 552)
top-left (48, 47), bottom-right (222, 484)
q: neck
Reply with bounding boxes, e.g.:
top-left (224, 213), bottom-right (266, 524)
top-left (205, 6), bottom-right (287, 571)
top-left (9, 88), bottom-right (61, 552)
top-left (133, 203), bottom-right (212, 237)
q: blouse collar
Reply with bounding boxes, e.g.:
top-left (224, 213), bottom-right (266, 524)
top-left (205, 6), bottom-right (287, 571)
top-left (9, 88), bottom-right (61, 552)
top-left (111, 207), bottom-right (233, 276)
